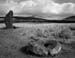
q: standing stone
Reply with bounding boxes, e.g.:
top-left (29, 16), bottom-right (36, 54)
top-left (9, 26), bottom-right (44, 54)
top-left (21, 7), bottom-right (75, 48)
top-left (4, 10), bottom-right (14, 29)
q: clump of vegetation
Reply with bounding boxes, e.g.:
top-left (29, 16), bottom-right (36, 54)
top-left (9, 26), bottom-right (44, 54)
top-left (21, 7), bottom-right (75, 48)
top-left (50, 25), bottom-right (74, 43)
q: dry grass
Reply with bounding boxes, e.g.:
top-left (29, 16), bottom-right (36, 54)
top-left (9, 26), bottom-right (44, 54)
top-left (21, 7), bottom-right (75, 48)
top-left (0, 23), bottom-right (75, 58)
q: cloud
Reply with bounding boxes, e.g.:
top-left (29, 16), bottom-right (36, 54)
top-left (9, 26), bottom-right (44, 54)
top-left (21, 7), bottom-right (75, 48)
top-left (0, 0), bottom-right (75, 17)
top-left (42, 1), bottom-right (62, 14)
top-left (0, 0), bottom-right (37, 15)
top-left (42, 0), bottom-right (75, 14)
top-left (60, 3), bottom-right (74, 14)
top-left (54, 0), bottom-right (75, 4)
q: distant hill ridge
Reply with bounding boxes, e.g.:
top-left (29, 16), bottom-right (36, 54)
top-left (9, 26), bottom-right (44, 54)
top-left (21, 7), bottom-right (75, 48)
top-left (63, 16), bottom-right (75, 21)
top-left (0, 16), bottom-right (75, 23)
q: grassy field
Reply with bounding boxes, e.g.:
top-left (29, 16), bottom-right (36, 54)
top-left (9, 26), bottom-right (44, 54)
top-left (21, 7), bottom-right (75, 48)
top-left (0, 23), bottom-right (75, 58)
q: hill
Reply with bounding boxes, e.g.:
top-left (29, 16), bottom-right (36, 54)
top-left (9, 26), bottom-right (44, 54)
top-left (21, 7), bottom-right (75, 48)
top-left (63, 16), bottom-right (75, 21)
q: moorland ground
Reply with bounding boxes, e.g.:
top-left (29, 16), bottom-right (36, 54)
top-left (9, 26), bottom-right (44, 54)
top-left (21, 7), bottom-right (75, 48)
top-left (0, 23), bottom-right (75, 58)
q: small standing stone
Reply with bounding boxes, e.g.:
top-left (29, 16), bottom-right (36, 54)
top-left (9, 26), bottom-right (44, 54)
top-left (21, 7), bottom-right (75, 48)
top-left (4, 10), bottom-right (14, 29)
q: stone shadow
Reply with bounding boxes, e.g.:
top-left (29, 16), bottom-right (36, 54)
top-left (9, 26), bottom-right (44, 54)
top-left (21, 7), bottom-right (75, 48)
top-left (20, 46), bottom-right (46, 57)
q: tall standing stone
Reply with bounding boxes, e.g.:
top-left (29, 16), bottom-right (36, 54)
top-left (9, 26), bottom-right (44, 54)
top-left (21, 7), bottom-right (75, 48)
top-left (4, 10), bottom-right (13, 29)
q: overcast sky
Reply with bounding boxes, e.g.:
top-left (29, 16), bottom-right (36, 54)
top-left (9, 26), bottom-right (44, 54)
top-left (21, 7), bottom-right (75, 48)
top-left (0, 0), bottom-right (75, 19)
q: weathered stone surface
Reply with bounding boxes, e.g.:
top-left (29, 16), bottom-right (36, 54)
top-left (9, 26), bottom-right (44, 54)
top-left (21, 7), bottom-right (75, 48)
top-left (28, 40), bottom-right (48, 56)
top-left (4, 10), bottom-right (14, 29)
top-left (50, 42), bottom-right (62, 56)
top-left (27, 39), bottom-right (62, 56)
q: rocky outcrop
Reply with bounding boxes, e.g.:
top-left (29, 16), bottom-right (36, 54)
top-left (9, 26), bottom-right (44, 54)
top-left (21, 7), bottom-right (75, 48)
top-left (27, 39), bottom-right (62, 56)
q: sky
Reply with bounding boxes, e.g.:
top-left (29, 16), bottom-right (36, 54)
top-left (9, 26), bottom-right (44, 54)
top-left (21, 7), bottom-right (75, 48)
top-left (0, 0), bottom-right (75, 19)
